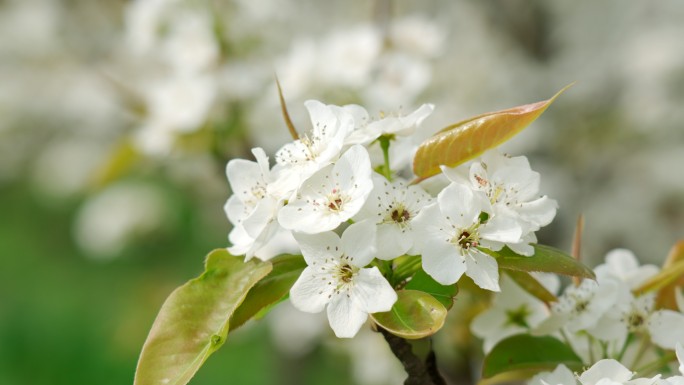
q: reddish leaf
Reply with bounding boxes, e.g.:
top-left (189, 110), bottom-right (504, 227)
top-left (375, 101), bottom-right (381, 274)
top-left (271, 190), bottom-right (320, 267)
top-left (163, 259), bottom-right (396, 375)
top-left (413, 84), bottom-right (572, 180)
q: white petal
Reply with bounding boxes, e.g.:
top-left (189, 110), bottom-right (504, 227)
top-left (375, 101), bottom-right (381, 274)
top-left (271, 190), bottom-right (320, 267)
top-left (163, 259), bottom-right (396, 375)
top-left (224, 195), bottom-right (247, 224)
top-left (335, 145), bottom-right (372, 193)
top-left (293, 231), bottom-right (342, 265)
top-left (341, 220), bottom-right (377, 267)
top-left (375, 224), bottom-right (412, 260)
top-left (676, 342), bottom-right (684, 375)
top-left (579, 359), bottom-right (633, 385)
top-left (437, 183), bottom-right (483, 226)
top-left (422, 242), bottom-right (466, 285)
top-left (352, 267), bottom-right (397, 313)
top-left (518, 196), bottom-right (558, 228)
top-left (278, 200), bottom-right (341, 233)
top-left (530, 364), bottom-right (577, 385)
top-left (480, 214), bottom-right (523, 244)
top-left (242, 197), bottom-right (278, 238)
top-left (649, 310), bottom-right (684, 349)
top-left (465, 251), bottom-right (501, 291)
top-left (327, 293), bottom-right (368, 338)
top-left (290, 267), bottom-right (332, 313)
top-left (226, 158), bottom-right (262, 201)
top-left (251, 147), bottom-right (271, 181)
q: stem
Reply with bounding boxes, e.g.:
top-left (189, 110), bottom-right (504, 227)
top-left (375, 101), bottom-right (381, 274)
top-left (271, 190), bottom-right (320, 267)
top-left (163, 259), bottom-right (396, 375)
top-left (630, 337), bottom-right (651, 370)
top-left (635, 352), bottom-right (676, 377)
top-left (378, 328), bottom-right (447, 385)
top-left (616, 333), bottom-right (634, 361)
top-left (378, 136), bottom-right (393, 181)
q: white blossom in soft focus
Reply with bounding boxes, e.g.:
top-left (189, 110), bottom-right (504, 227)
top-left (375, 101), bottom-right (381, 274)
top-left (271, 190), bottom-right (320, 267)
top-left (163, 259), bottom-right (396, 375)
top-left (362, 53), bottom-right (432, 108)
top-left (134, 74), bottom-right (217, 155)
top-left (344, 103), bottom-right (434, 146)
top-left (594, 249), bottom-right (659, 289)
top-left (443, 150), bottom-right (557, 256)
top-left (161, 10), bottom-right (219, 74)
top-left (316, 25), bottom-right (382, 89)
top-left (388, 16), bottom-right (445, 58)
top-left (289, 221), bottom-right (397, 338)
top-left (577, 360), bottom-right (635, 385)
top-left (534, 278), bottom-right (621, 336)
top-left (278, 145), bottom-right (373, 234)
top-left (274, 100), bottom-right (355, 190)
top-left (225, 148), bottom-right (295, 261)
top-left (354, 174), bottom-right (433, 260)
top-left (74, 182), bottom-right (172, 260)
top-left (529, 364), bottom-right (577, 385)
top-left (412, 183), bottom-right (523, 290)
top-left (471, 275), bottom-right (551, 353)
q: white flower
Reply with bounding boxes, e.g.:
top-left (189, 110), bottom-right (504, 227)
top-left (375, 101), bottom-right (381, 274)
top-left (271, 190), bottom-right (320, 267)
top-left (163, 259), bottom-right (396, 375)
top-left (648, 309), bottom-right (684, 350)
top-left (225, 148), bottom-right (294, 260)
top-left (578, 360), bottom-right (634, 385)
top-left (278, 145), bottom-right (373, 234)
top-left (289, 221), bottom-right (397, 338)
top-left (274, 100), bottom-right (355, 190)
top-left (412, 183), bottom-right (523, 290)
top-left (534, 278), bottom-right (621, 336)
top-left (353, 174), bottom-right (433, 260)
top-left (443, 150), bottom-right (557, 255)
top-left (594, 249), bottom-right (659, 289)
top-left (471, 275), bottom-right (551, 353)
top-left (344, 103), bottom-right (434, 146)
top-left (529, 364), bottom-right (577, 385)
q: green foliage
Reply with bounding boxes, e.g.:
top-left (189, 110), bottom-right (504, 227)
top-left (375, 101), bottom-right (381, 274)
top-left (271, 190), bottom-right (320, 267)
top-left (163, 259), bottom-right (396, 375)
top-left (405, 269), bottom-right (459, 309)
top-left (412, 84), bottom-right (572, 180)
top-left (134, 249), bottom-right (272, 385)
top-left (484, 244), bottom-right (595, 280)
top-left (371, 290), bottom-right (447, 339)
top-left (481, 335), bottom-right (583, 380)
top-left (230, 254), bottom-right (307, 330)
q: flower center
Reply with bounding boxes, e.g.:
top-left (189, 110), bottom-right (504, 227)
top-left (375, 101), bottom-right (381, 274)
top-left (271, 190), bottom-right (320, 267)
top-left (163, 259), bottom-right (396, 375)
top-left (455, 226), bottom-right (480, 250)
top-left (391, 207), bottom-right (410, 223)
top-left (339, 264), bottom-right (354, 283)
top-left (325, 189), bottom-right (347, 212)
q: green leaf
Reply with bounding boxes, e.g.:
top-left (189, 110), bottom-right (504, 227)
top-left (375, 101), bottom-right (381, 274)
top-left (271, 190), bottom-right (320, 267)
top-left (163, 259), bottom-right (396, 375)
top-left (485, 244), bottom-right (595, 280)
top-left (412, 84), bottom-right (572, 180)
top-left (482, 335), bottom-right (583, 379)
top-left (230, 254), bottom-right (306, 330)
top-left (405, 269), bottom-right (459, 309)
top-left (371, 290), bottom-right (447, 339)
top-left (134, 249), bottom-right (272, 385)
top-left (391, 255), bottom-right (422, 285)
top-left (503, 270), bottom-right (557, 304)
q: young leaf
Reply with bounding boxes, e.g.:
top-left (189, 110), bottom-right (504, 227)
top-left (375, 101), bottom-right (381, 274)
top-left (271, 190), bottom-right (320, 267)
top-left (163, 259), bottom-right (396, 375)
top-left (413, 84), bottom-right (572, 180)
top-left (405, 269), bottom-right (459, 309)
top-left (484, 244), bottom-right (595, 280)
top-left (134, 249), bottom-right (272, 385)
top-left (503, 270), bottom-right (557, 304)
top-left (230, 254), bottom-right (307, 330)
top-left (371, 290), bottom-right (447, 339)
top-left (635, 241), bottom-right (684, 304)
top-left (482, 335), bottom-right (583, 379)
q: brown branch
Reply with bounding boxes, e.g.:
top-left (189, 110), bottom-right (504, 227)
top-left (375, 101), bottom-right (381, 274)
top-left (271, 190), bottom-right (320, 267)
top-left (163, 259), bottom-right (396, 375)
top-left (275, 75), bottom-right (299, 140)
top-left (379, 328), bottom-right (447, 385)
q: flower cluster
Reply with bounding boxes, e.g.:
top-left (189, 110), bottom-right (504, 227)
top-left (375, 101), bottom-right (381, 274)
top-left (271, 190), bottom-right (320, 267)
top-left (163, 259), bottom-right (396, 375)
top-left (224, 99), bottom-right (558, 337)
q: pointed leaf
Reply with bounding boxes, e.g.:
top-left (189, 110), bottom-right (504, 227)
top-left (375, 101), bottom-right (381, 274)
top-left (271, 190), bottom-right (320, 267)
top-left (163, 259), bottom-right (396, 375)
top-left (484, 244), bottom-right (595, 280)
top-left (134, 249), bottom-right (272, 385)
top-left (371, 290), bottom-right (447, 339)
top-left (230, 254), bottom-right (307, 330)
top-left (413, 84), bottom-right (572, 179)
top-left (635, 241), bottom-right (684, 308)
top-left (482, 335), bottom-right (583, 379)
top-left (503, 270), bottom-right (556, 304)
top-left (405, 269), bottom-right (459, 309)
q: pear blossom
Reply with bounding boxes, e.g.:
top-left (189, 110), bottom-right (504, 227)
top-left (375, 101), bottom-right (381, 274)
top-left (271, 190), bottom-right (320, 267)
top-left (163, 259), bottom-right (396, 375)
top-left (353, 174), bottom-right (432, 260)
top-left (274, 100), bottom-right (355, 190)
top-left (278, 145), bottom-right (373, 234)
top-left (443, 150), bottom-right (557, 255)
top-left (471, 275), bottom-right (551, 352)
top-left (225, 148), bottom-right (294, 260)
top-left (289, 221), bottom-right (397, 338)
top-left (412, 183), bottom-right (523, 290)
top-left (594, 249), bottom-right (659, 289)
top-left (344, 103), bottom-right (434, 146)
top-left (529, 364), bottom-right (577, 385)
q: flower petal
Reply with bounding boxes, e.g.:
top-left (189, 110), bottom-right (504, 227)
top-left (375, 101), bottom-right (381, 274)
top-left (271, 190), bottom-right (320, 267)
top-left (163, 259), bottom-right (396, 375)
top-left (465, 250), bottom-right (500, 291)
top-left (648, 310), bottom-right (684, 349)
top-left (375, 223), bottom-right (412, 260)
top-left (293, 231), bottom-right (342, 265)
top-left (341, 220), bottom-right (377, 267)
top-left (351, 267), bottom-right (397, 314)
top-left (326, 292), bottom-right (368, 338)
top-left (290, 266), bottom-right (332, 313)
top-left (579, 359), bottom-right (633, 385)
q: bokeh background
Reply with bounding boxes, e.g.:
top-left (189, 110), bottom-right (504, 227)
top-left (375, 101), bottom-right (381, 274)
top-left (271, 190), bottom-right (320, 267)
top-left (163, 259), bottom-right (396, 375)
top-left (2, 0), bottom-right (683, 384)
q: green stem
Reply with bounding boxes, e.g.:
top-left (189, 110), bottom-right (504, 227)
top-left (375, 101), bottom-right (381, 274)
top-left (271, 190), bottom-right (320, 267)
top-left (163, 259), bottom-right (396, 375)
top-left (635, 352), bottom-right (676, 377)
top-left (616, 333), bottom-right (634, 361)
top-left (630, 337), bottom-right (651, 370)
top-left (378, 136), bottom-right (393, 181)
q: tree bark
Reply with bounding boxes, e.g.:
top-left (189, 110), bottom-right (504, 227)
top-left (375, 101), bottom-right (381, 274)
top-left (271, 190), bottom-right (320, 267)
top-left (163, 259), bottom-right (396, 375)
top-left (379, 328), bottom-right (447, 385)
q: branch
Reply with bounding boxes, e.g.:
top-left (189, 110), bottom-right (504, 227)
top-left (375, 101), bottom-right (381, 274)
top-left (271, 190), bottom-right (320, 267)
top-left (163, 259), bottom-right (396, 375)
top-left (379, 328), bottom-right (447, 385)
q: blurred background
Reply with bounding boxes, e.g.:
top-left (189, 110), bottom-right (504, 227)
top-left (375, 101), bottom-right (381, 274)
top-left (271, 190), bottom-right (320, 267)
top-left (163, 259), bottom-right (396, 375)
top-left (1, 0), bottom-right (683, 384)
